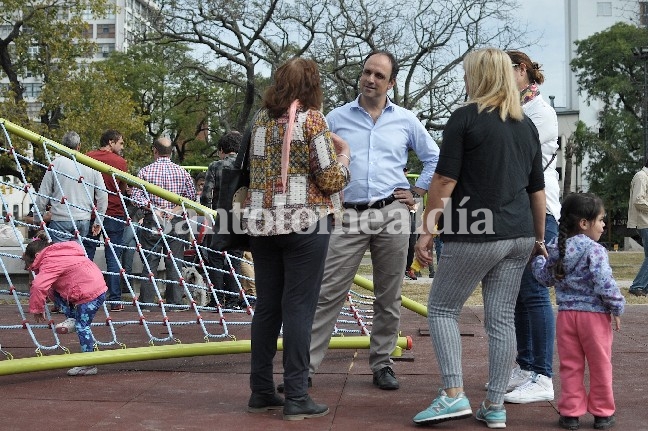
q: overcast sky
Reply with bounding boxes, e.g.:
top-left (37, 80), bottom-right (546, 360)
top-left (517, 0), bottom-right (567, 107)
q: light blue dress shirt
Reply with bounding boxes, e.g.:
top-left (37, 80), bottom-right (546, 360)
top-left (326, 96), bottom-right (439, 204)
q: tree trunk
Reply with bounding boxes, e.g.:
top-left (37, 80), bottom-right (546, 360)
top-left (562, 135), bottom-right (578, 199)
top-left (0, 43), bottom-right (28, 123)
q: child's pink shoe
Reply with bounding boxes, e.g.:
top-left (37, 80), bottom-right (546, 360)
top-left (55, 318), bottom-right (76, 334)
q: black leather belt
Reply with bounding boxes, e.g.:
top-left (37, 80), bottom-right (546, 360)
top-left (343, 195), bottom-right (396, 211)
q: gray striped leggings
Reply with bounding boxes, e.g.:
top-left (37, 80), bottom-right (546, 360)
top-left (427, 237), bottom-right (534, 405)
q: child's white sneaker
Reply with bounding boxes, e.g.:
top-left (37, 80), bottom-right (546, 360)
top-left (67, 366), bottom-right (97, 376)
top-left (55, 318), bottom-right (76, 334)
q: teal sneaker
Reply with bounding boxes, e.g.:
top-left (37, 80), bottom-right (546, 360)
top-left (413, 389), bottom-right (472, 424)
top-left (475, 402), bottom-right (506, 429)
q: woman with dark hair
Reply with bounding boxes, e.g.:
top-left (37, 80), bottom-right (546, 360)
top-left (501, 50), bottom-right (561, 404)
top-left (242, 57), bottom-right (350, 420)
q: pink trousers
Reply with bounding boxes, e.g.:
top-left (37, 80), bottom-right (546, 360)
top-left (556, 310), bottom-right (615, 417)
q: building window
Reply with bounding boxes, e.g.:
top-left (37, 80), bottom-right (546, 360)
top-left (56, 9), bottom-right (69, 20)
top-left (597, 2), bottom-right (612, 16)
top-left (100, 43), bottom-right (115, 58)
top-left (24, 83), bottom-right (42, 98)
top-left (0, 25), bottom-right (12, 38)
top-left (98, 24), bottom-right (115, 38)
top-left (641, 2), bottom-right (648, 26)
top-left (82, 24), bottom-right (93, 39)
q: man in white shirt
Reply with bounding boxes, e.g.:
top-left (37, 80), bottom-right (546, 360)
top-left (627, 161), bottom-right (648, 296)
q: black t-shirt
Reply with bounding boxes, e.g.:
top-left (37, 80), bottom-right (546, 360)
top-left (436, 103), bottom-right (544, 242)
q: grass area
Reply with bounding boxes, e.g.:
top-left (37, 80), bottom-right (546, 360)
top-left (608, 251), bottom-right (644, 280)
top-left (358, 251), bottom-right (648, 306)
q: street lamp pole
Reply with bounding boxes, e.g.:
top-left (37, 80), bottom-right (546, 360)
top-left (633, 47), bottom-right (648, 164)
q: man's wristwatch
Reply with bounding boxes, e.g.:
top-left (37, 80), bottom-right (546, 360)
top-left (410, 189), bottom-right (421, 198)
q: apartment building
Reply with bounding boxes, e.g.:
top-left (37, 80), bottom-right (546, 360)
top-left (0, 0), bottom-right (159, 121)
top-left (0, 0), bottom-right (159, 220)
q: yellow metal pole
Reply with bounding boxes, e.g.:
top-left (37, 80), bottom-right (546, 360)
top-left (0, 117), bottom-right (214, 217)
top-left (353, 274), bottom-right (428, 317)
top-left (0, 336), bottom-right (411, 376)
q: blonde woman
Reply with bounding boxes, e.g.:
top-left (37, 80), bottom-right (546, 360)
top-left (412, 48), bottom-right (547, 428)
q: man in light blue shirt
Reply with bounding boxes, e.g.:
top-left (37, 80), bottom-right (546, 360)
top-left (309, 50), bottom-right (439, 390)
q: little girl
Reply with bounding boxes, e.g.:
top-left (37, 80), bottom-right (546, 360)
top-left (531, 193), bottom-right (625, 431)
top-left (24, 232), bottom-right (107, 376)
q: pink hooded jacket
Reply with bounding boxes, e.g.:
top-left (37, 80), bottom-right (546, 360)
top-left (28, 241), bottom-right (108, 314)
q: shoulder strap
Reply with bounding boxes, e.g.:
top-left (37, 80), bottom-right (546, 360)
top-left (543, 152), bottom-right (557, 172)
top-left (234, 109), bottom-right (260, 171)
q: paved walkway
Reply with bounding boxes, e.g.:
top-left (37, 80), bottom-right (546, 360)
top-left (0, 303), bottom-right (646, 431)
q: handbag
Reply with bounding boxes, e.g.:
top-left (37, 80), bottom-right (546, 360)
top-left (209, 115), bottom-right (255, 251)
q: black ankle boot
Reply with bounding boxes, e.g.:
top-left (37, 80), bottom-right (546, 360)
top-left (283, 394), bottom-right (329, 421)
top-left (247, 392), bottom-right (284, 413)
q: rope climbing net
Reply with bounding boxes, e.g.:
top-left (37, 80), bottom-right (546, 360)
top-left (0, 119), bottom-right (391, 372)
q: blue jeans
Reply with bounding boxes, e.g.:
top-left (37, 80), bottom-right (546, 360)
top-left (434, 236), bottom-right (443, 264)
top-left (630, 228), bottom-right (648, 291)
top-left (514, 214), bottom-right (558, 377)
top-left (53, 291), bottom-right (105, 353)
top-left (120, 223), bottom-right (139, 277)
top-left (83, 217), bottom-right (125, 302)
top-left (204, 235), bottom-right (242, 300)
top-left (47, 220), bottom-right (90, 243)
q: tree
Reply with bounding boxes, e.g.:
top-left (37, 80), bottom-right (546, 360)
top-left (310, 0), bottom-right (530, 132)
top-left (99, 41), bottom-right (246, 165)
top-left (0, 0), bottom-right (113, 178)
top-left (0, 0), bottom-right (112, 123)
top-left (46, 66), bottom-right (148, 170)
top-left (153, 0), bottom-right (533, 134)
top-left (570, 22), bottom-right (648, 236)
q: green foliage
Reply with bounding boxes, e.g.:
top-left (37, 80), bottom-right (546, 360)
top-left (0, 0), bottom-right (113, 107)
top-left (156, 0), bottom-right (530, 134)
top-left (571, 23), bottom-right (647, 109)
top-left (99, 42), bottom-right (246, 164)
top-left (570, 22), bottom-right (648, 237)
top-left (46, 66), bottom-right (148, 172)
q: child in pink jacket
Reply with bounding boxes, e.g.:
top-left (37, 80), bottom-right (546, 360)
top-left (24, 232), bottom-right (107, 376)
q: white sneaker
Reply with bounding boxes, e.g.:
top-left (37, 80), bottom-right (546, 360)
top-left (67, 366), bottom-right (97, 376)
top-left (55, 318), bottom-right (77, 334)
top-left (484, 365), bottom-right (533, 391)
top-left (503, 372), bottom-right (554, 403)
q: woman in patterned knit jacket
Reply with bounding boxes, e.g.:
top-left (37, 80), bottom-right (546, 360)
top-left (242, 57), bottom-right (350, 421)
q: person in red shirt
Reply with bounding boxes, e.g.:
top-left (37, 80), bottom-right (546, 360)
top-left (85, 130), bottom-right (128, 312)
